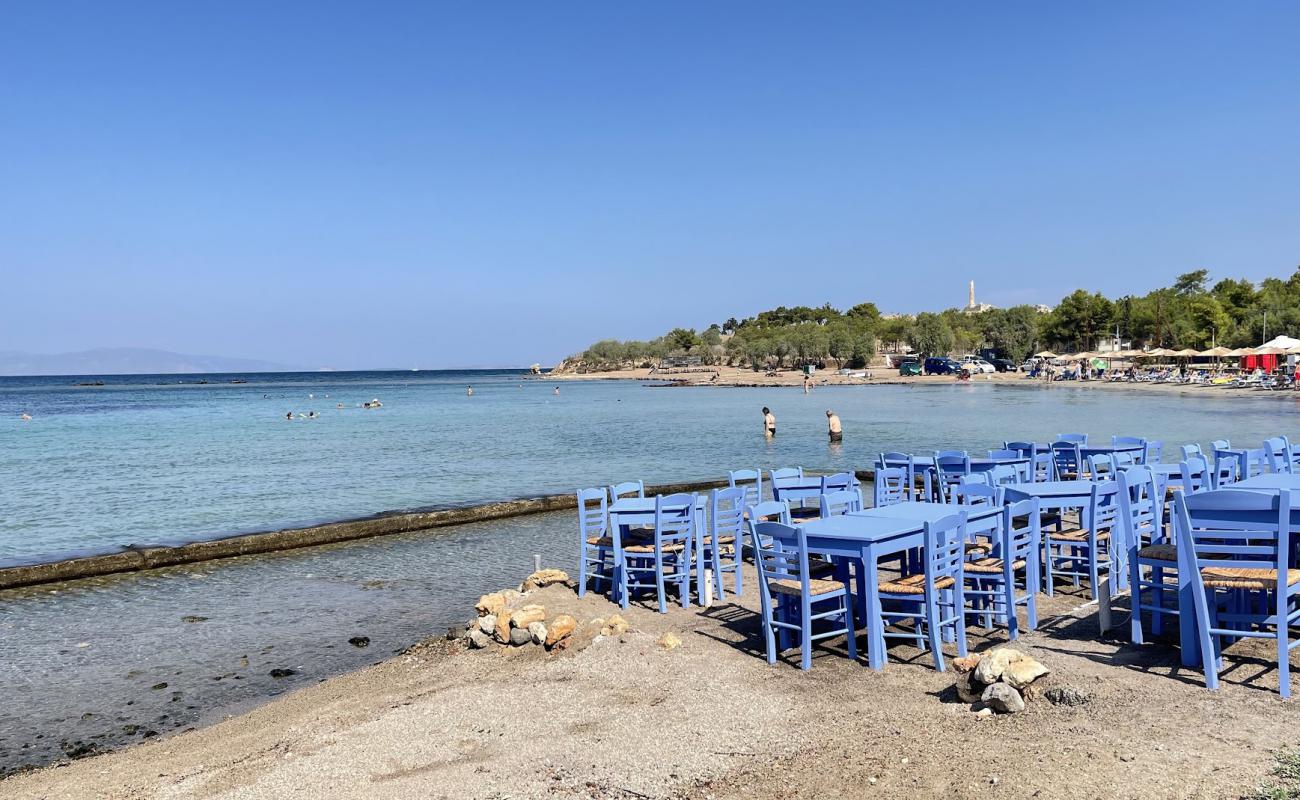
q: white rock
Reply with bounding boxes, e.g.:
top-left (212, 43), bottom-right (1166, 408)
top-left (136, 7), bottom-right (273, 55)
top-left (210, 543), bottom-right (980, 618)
top-left (528, 621), bottom-right (548, 645)
top-left (478, 615), bottom-right (497, 635)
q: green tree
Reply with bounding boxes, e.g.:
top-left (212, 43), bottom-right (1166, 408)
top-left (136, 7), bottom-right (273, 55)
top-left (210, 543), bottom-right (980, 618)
top-left (983, 306), bottom-right (1040, 363)
top-left (666, 327), bottom-right (700, 353)
top-left (909, 312), bottom-right (955, 356)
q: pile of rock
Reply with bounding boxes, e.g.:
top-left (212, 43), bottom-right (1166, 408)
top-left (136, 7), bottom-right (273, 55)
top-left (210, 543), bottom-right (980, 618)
top-left (953, 648), bottom-right (1050, 715)
top-left (462, 569), bottom-right (630, 654)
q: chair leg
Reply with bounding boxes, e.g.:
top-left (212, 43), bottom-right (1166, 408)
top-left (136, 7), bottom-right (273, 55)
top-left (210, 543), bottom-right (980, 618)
top-left (800, 596), bottom-right (813, 670)
top-left (1199, 588), bottom-right (1220, 691)
top-left (843, 597), bottom-right (858, 661)
top-left (1279, 599), bottom-right (1292, 699)
top-left (925, 593), bottom-right (945, 672)
top-left (1005, 578), bottom-right (1020, 641)
top-left (655, 553), bottom-right (668, 614)
top-left (764, 617), bottom-right (777, 664)
top-left (953, 591), bottom-right (968, 659)
top-left (1151, 565), bottom-right (1165, 637)
top-left (577, 544), bottom-right (588, 598)
top-left (1129, 558), bottom-right (1144, 644)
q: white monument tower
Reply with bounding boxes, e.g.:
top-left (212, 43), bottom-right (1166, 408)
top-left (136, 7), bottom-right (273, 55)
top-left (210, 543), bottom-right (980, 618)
top-left (968, 280), bottom-right (976, 310)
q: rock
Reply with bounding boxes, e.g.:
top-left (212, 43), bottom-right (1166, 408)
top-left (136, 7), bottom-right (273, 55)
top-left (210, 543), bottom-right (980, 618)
top-left (348, 636), bottom-right (370, 648)
top-left (601, 613), bottom-right (630, 637)
top-left (1003, 657), bottom-right (1049, 689)
top-left (1044, 686), bottom-right (1092, 707)
top-left (508, 627), bottom-right (533, 646)
top-left (268, 669), bottom-right (296, 679)
top-left (521, 568), bottom-right (570, 592)
top-left (545, 614), bottom-right (577, 647)
top-left (981, 682), bottom-right (1026, 714)
top-left (467, 630), bottom-right (491, 649)
top-left (150, 682), bottom-right (168, 691)
top-left (954, 671), bottom-right (985, 704)
top-left (510, 605), bottom-right (546, 629)
top-left (952, 654), bottom-right (982, 673)
top-left (495, 612), bottom-right (513, 643)
top-left (180, 615), bottom-right (208, 623)
top-left (974, 647), bottom-right (1027, 685)
top-left (445, 626), bottom-right (465, 641)
top-left (475, 592), bottom-right (506, 617)
top-left (528, 622), bottom-right (548, 645)
top-left (478, 614), bottom-right (497, 635)
top-left (658, 631), bottom-right (682, 650)
top-left (974, 707), bottom-right (994, 717)
top-left (501, 589), bottom-right (523, 606)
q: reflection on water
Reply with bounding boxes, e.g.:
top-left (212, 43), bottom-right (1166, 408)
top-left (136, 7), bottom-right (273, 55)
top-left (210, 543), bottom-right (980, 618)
top-left (0, 511), bottom-right (572, 774)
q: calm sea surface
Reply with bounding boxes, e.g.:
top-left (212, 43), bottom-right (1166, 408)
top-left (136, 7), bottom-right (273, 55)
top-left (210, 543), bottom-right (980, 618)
top-left (4, 370), bottom-right (1300, 773)
top-left (3, 369), bottom-right (1300, 567)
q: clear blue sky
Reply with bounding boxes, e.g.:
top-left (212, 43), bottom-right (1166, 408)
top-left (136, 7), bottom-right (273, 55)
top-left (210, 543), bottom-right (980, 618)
top-left (3, 2), bottom-right (1298, 369)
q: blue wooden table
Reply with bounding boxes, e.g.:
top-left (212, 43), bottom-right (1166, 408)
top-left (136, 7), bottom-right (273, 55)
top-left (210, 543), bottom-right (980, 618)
top-left (608, 496), bottom-right (709, 607)
top-left (1003, 480), bottom-right (1094, 511)
top-left (1235, 474), bottom-right (1300, 491)
top-left (797, 512), bottom-right (928, 670)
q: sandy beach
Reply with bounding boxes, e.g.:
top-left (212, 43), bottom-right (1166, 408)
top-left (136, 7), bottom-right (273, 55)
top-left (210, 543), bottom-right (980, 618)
top-left (8, 569), bottom-right (1298, 800)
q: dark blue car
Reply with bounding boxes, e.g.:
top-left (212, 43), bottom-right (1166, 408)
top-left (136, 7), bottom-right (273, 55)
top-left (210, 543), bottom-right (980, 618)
top-left (924, 357), bottom-right (960, 375)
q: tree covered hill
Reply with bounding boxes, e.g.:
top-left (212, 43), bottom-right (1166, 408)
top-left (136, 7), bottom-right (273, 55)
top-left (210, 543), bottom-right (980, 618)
top-left (565, 268), bottom-right (1300, 372)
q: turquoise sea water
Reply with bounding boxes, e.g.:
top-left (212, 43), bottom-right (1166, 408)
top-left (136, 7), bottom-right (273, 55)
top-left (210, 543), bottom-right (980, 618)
top-left (3, 369), bottom-right (1300, 567)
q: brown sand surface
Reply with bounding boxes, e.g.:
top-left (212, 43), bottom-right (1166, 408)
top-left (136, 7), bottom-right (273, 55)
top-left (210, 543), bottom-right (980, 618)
top-left (7, 572), bottom-right (1298, 800)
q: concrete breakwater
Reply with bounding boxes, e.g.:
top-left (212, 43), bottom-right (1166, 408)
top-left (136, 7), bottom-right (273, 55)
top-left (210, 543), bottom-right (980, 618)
top-left (0, 473), bottom-right (869, 590)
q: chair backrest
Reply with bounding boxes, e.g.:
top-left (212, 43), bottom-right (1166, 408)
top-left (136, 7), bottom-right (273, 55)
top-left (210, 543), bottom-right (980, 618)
top-left (1002, 497), bottom-right (1042, 567)
top-left (922, 510), bottom-right (969, 586)
top-left (1179, 443), bottom-right (1203, 462)
top-left (1245, 447), bottom-right (1269, 478)
top-left (770, 467), bottom-right (804, 481)
top-left (749, 521), bottom-right (810, 617)
top-left (1181, 455), bottom-right (1212, 494)
top-left (1086, 480), bottom-right (1121, 538)
top-left (951, 479), bottom-right (1001, 507)
top-left (819, 488), bottom-right (864, 517)
top-left (878, 452), bottom-right (916, 498)
top-left (1117, 466), bottom-right (1161, 548)
top-left (1112, 435), bottom-right (1146, 448)
top-left (1211, 438), bottom-right (1230, 451)
top-left (654, 493), bottom-right (696, 545)
top-left (988, 449), bottom-right (1020, 460)
top-left (1087, 453), bottom-right (1113, 480)
top-left (1051, 441), bottom-right (1082, 478)
top-left (820, 472), bottom-right (856, 493)
top-left (1003, 441), bottom-right (1036, 458)
top-left (1057, 433), bottom-right (1088, 445)
top-left (577, 487), bottom-right (608, 540)
top-left (711, 486), bottom-right (747, 543)
top-left (985, 463), bottom-right (1020, 487)
top-left (1144, 440), bottom-right (1164, 463)
top-left (933, 451), bottom-right (971, 475)
top-left (1265, 437), bottom-right (1292, 475)
top-left (728, 469), bottom-right (763, 508)
top-left (747, 499), bottom-right (792, 526)
top-left (873, 467), bottom-right (907, 507)
top-left (1108, 450), bottom-right (1138, 474)
top-left (1211, 448), bottom-right (1239, 487)
top-left (609, 480), bottom-right (645, 501)
top-left (1174, 489), bottom-right (1289, 593)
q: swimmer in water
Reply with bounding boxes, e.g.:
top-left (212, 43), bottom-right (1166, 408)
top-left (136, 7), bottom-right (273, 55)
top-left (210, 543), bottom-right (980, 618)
top-left (286, 411), bottom-right (293, 421)
top-left (21, 412), bottom-right (32, 421)
top-left (467, 385), bottom-right (474, 396)
top-left (554, 386), bottom-right (560, 395)
top-left (337, 402), bottom-right (344, 409)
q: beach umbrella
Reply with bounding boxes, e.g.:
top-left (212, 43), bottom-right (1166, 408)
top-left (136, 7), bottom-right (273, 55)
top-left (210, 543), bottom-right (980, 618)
top-left (1146, 348), bottom-right (1173, 357)
top-left (1170, 348), bottom-right (1199, 357)
top-left (1226, 347), bottom-right (1256, 357)
top-left (1255, 346), bottom-right (1289, 356)
top-left (1034, 351), bottom-right (1058, 359)
top-left (1199, 346), bottom-right (1232, 357)
top-left (1075, 351), bottom-right (1097, 359)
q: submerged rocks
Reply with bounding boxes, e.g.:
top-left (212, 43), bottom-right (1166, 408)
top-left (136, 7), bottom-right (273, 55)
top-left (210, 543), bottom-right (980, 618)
top-left (268, 668), bottom-right (296, 679)
top-left (348, 636), bottom-right (370, 648)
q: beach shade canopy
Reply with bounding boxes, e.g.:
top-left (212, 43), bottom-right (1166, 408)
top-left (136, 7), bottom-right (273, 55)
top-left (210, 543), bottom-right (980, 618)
top-left (1261, 335), bottom-right (1300, 350)
top-left (1226, 347), bottom-right (1257, 357)
top-left (1170, 348), bottom-right (1200, 357)
top-left (1145, 348), bottom-right (1173, 357)
top-left (1034, 351), bottom-right (1058, 358)
top-left (1200, 346), bottom-right (1233, 357)
top-left (1112, 349), bottom-right (1141, 358)
top-left (1072, 352), bottom-right (1095, 359)
top-left (1255, 346), bottom-right (1289, 356)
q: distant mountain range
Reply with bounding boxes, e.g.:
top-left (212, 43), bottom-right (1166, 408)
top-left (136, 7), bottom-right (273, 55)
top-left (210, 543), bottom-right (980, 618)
top-left (0, 348), bottom-right (295, 376)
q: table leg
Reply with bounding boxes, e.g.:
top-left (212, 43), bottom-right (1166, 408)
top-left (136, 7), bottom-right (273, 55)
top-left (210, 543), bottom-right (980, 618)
top-left (1177, 539), bottom-right (1200, 666)
top-left (864, 545), bottom-right (885, 670)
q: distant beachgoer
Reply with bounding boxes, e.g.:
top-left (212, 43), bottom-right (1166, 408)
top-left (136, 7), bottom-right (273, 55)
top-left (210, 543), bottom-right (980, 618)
top-left (20, 412), bottom-right (32, 421)
top-left (554, 386), bottom-right (560, 395)
top-left (762, 407), bottom-right (776, 438)
top-left (803, 376), bottom-right (811, 394)
top-left (286, 411), bottom-right (293, 421)
top-left (467, 386), bottom-right (474, 396)
top-left (826, 410), bottom-right (842, 442)
top-left (337, 402), bottom-right (344, 409)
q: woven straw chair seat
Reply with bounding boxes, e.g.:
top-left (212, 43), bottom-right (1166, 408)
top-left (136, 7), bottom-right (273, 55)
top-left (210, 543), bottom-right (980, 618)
top-left (1200, 567), bottom-right (1300, 590)
top-left (769, 578), bottom-right (843, 597)
top-left (964, 557), bottom-right (1026, 574)
top-left (1051, 528), bottom-right (1109, 542)
top-left (879, 573), bottom-right (955, 594)
top-left (1137, 543), bottom-right (1177, 561)
top-left (586, 536), bottom-right (614, 547)
top-left (624, 541), bottom-right (685, 554)
top-left (964, 542), bottom-right (992, 555)
top-left (701, 535), bottom-right (736, 545)
top-left (1058, 471), bottom-right (1079, 480)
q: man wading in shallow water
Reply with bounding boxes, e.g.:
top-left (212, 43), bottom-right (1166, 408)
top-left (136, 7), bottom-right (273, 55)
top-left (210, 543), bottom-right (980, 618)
top-left (762, 406), bottom-right (776, 438)
top-left (826, 409), bottom-right (842, 442)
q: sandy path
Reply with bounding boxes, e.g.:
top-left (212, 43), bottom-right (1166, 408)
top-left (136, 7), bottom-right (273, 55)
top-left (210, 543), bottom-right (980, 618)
top-left (7, 575), bottom-right (1299, 800)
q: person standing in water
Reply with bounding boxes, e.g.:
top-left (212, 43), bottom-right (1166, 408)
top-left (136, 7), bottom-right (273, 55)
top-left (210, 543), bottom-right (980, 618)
top-left (554, 386), bottom-right (560, 395)
top-left (803, 375), bottom-right (811, 394)
top-left (826, 409), bottom-right (842, 442)
top-left (466, 385), bottom-right (474, 396)
top-left (762, 406), bottom-right (776, 438)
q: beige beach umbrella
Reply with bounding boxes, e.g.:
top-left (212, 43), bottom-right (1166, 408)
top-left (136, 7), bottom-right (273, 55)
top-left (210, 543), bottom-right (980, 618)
top-left (1146, 348), bottom-right (1173, 357)
top-left (1255, 346), bottom-right (1289, 356)
top-left (1200, 346), bottom-right (1232, 357)
top-left (1075, 351), bottom-right (1097, 359)
top-left (1170, 348), bottom-right (1200, 357)
top-left (1226, 347), bottom-right (1256, 357)
top-left (1034, 351), bottom-right (1058, 359)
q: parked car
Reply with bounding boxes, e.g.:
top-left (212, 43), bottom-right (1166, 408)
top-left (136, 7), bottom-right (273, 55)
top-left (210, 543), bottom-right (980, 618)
top-left (958, 355), bottom-right (997, 374)
top-left (924, 357), bottom-right (960, 375)
top-left (988, 357), bottom-right (1017, 372)
top-left (897, 357), bottom-right (922, 376)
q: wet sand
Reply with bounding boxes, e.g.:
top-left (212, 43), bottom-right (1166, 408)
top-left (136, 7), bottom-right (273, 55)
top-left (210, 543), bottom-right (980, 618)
top-left (7, 574), bottom-right (1298, 799)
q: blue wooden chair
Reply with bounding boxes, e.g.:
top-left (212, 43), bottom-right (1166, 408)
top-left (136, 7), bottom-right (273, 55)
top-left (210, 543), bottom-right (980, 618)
top-left (1211, 441), bottom-right (1240, 487)
top-left (770, 467), bottom-right (815, 518)
top-left (1086, 453), bottom-right (1113, 481)
top-left (963, 497), bottom-right (1041, 640)
top-left (876, 509), bottom-right (969, 671)
top-left (576, 488), bottom-right (615, 599)
top-left (1181, 455), bottom-right (1213, 493)
top-left (1174, 489), bottom-right (1299, 697)
top-left (931, 451), bottom-right (971, 503)
top-left (749, 521), bottom-right (857, 670)
top-left (728, 469), bottom-right (763, 509)
top-left (621, 493), bottom-right (695, 613)
top-left (745, 500), bottom-right (791, 551)
top-left (1180, 443), bottom-right (1204, 461)
top-left (707, 487), bottom-right (746, 597)
top-left (1050, 441), bottom-right (1082, 480)
top-left (1113, 435), bottom-right (1147, 450)
top-left (1144, 440), bottom-right (1164, 464)
top-left (1005, 441), bottom-right (1051, 482)
top-left (1044, 479), bottom-right (1119, 599)
top-left (611, 481), bottom-right (647, 499)
top-left (1057, 432), bottom-right (1088, 445)
top-left (873, 467), bottom-right (907, 507)
top-left (984, 463), bottom-right (1021, 488)
top-left (1245, 447), bottom-right (1269, 479)
top-left (770, 466), bottom-right (804, 481)
top-left (820, 472), bottom-right (856, 494)
top-left (819, 488), bottom-right (864, 517)
top-left (1118, 466), bottom-right (1176, 643)
top-left (878, 453), bottom-right (919, 500)
top-left (1265, 437), bottom-right (1292, 474)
